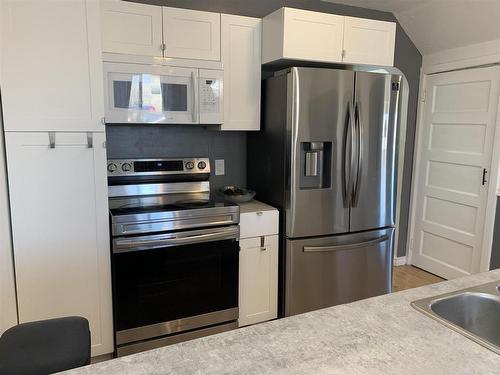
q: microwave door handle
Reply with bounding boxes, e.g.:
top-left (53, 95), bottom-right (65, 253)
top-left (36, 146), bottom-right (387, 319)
top-left (191, 71), bottom-right (198, 123)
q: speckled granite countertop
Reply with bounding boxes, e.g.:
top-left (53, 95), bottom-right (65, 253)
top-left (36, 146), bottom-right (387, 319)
top-left (64, 270), bottom-right (500, 375)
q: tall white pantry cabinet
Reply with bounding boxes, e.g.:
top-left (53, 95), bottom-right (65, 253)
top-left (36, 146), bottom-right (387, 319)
top-left (0, 0), bottom-right (113, 356)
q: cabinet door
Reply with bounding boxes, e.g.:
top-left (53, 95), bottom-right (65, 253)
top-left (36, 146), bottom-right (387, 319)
top-left (162, 7), bottom-right (220, 61)
top-left (239, 235), bottom-right (278, 327)
top-left (5, 132), bottom-right (113, 356)
top-left (343, 17), bottom-right (396, 66)
top-left (221, 15), bottom-right (261, 131)
top-left (0, 0), bottom-right (104, 132)
top-left (100, 0), bottom-right (163, 57)
top-left (283, 8), bottom-right (344, 63)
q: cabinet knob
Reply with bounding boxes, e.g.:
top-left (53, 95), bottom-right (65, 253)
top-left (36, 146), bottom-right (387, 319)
top-left (256, 211), bottom-right (263, 216)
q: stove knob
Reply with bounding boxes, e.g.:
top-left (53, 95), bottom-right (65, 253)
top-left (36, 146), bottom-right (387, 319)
top-left (107, 163), bottom-right (117, 173)
top-left (185, 161), bottom-right (195, 170)
top-left (122, 163), bottom-right (132, 172)
top-left (197, 161), bottom-right (207, 170)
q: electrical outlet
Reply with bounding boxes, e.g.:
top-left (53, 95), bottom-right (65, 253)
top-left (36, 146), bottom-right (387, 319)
top-left (215, 159), bottom-right (225, 176)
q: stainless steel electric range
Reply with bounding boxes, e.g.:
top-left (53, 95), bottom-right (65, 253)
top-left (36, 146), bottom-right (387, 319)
top-left (107, 158), bottom-right (240, 357)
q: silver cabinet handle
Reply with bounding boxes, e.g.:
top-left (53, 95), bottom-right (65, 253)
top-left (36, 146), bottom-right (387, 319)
top-left (256, 211), bottom-right (263, 216)
top-left (191, 71), bottom-right (198, 123)
top-left (303, 234), bottom-right (390, 253)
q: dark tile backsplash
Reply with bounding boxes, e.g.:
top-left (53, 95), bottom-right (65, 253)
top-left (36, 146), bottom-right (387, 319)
top-left (105, 125), bottom-right (246, 190)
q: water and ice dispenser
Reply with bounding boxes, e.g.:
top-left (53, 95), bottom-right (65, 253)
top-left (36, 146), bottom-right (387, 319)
top-left (300, 141), bottom-right (332, 189)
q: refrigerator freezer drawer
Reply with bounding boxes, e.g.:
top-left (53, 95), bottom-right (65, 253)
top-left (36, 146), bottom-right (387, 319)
top-left (284, 228), bottom-right (393, 317)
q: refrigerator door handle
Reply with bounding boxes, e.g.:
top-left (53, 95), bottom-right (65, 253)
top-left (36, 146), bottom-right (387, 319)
top-left (343, 101), bottom-right (356, 206)
top-left (352, 101), bottom-right (363, 207)
top-left (302, 234), bottom-right (390, 253)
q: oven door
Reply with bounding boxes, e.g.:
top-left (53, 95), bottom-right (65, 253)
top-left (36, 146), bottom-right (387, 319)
top-left (104, 63), bottom-right (198, 124)
top-left (112, 226), bottom-right (239, 346)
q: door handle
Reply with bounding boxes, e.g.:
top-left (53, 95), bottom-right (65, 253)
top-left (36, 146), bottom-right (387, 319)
top-left (303, 234), bottom-right (390, 253)
top-left (191, 71), bottom-right (198, 123)
top-left (352, 102), bottom-right (363, 206)
top-left (114, 226), bottom-right (239, 254)
top-left (343, 101), bottom-right (355, 206)
top-left (482, 168), bottom-right (488, 185)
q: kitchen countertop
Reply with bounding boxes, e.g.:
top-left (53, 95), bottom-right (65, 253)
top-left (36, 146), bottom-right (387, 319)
top-left (237, 199), bottom-right (278, 213)
top-left (64, 270), bottom-right (500, 375)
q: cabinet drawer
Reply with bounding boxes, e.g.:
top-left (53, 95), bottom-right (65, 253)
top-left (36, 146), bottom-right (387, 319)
top-left (240, 210), bottom-right (278, 239)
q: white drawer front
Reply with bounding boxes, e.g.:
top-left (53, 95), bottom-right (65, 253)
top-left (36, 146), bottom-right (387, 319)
top-left (240, 210), bottom-right (278, 239)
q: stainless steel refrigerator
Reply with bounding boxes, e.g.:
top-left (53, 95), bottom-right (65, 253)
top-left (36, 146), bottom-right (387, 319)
top-left (248, 67), bottom-right (402, 317)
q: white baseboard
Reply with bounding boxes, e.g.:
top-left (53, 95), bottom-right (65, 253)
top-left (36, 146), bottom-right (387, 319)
top-left (393, 256), bottom-right (407, 267)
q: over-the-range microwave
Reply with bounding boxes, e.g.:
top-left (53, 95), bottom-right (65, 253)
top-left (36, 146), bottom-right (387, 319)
top-left (103, 62), bottom-right (223, 124)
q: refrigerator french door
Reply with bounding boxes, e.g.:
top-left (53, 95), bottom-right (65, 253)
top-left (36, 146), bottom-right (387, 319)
top-left (248, 67), bottom-right (402, 317)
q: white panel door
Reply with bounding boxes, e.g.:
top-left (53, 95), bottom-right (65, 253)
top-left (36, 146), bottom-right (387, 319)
top-left (239, 235), bottom-right (278, 327)
top-left (100, 0), bottom-right (163, 57)
top-left (162, 7), bottom-right (220, 61)
top-left (221, 14), bottom-right (261, 131)
top-left (283, 8), bottom-right (344, 63)
top-left (411, 66), bottom-right (500, 279)
top-left (343, 17), bottom-right (395, 66)
top-left (5, 132), bottom-right (113, 356)
top-left (0, 0), bottom-right (104, 132)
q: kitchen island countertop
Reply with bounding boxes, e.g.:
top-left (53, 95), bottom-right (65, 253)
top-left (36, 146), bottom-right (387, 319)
top-left (64, 269), bottom-right (500, 375)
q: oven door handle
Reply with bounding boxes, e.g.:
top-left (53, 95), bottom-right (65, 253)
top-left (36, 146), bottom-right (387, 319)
top-left (113, 226), bottom-right (239, 254)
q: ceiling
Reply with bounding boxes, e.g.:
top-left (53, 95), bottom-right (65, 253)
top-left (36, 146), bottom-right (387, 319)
top-left (322, 0), bottom-right (500, 55)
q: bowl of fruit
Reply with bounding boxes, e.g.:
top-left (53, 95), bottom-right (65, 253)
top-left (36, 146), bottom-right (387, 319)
top-left (219, 186), bottom-right (256, 203)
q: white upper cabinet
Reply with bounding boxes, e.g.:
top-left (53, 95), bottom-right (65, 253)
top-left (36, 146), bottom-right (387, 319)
top-left (343, 16), bottom-right (396, 66)
top-left (100, 2), bottom-right (221, 61)
top-left (100, 0), bottom-right (163, 57)
top-left (162, 7), bottom-right (221, 61)
top-left (263, 8), bottom-right (344, 64)
top-left (5, 132), bottom-right (113, 356)
top-left (262, 7), bottom-right (396, 67)
top-left (0, 0), bottom-right (105, 132)
top-left (221, 14), bottom-right (261, 131)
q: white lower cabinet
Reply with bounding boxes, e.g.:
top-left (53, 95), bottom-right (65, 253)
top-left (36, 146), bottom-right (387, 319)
top-left (5, 132), bottom-right (113, 356)
top-left (238, 201), bottom-right (279, 327)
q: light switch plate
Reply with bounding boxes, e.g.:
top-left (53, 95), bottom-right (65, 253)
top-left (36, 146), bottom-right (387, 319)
top-left (215, 159), bottom-right (225, 176)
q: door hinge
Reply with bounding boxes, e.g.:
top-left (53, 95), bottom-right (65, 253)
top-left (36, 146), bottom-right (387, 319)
top-left (410, 238), bottom-right (414, 250)
top-left (161, 43), bottom-right (166, 52)
top-left (341, 49), bottom-right (346, 58)
top-left (422, 90), bottom-right (427, 103)
top-left (482, 168), bottom-right (488, 185)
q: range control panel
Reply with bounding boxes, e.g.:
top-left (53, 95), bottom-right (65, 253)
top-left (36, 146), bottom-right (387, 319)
top-left (107, 158), bottom-right (210, 176)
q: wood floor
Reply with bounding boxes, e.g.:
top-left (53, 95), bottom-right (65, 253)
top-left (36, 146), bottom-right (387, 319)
top-left (393, 265), bottom-right (445, 292)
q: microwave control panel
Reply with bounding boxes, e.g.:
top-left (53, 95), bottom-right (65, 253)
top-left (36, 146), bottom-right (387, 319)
top-left (199, 69), bottom-right (223, 124)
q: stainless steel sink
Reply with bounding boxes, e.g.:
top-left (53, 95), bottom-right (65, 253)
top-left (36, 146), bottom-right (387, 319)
top-left (412, 281), bottom-right (500, 355)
